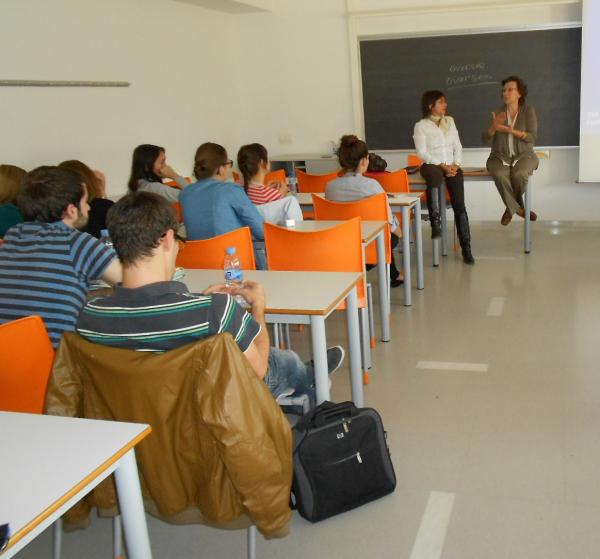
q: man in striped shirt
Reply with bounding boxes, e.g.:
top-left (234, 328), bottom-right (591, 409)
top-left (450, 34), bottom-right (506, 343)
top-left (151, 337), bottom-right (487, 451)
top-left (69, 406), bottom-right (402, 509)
top-left (0, 166), bottom-right (121, 347)
top-left (76, 192), bottom-right (343, 400)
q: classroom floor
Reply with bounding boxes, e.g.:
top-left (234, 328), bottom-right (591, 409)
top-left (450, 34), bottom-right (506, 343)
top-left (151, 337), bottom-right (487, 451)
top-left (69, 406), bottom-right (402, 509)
top-left (16, 220), bottom-right (600, 559)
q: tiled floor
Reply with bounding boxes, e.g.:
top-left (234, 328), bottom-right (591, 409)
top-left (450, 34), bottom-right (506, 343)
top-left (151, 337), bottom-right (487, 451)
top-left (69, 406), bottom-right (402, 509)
top-left (15, 221), bottom-right (600, 558)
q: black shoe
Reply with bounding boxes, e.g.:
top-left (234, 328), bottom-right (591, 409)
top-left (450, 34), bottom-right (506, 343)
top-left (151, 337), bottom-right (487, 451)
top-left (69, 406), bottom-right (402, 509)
top-left (390, 278), bottom-right (404, 288)
top-left (305, 345), bottom-right (345, 379)
top-left (462, 249), bottom-right (475, 265)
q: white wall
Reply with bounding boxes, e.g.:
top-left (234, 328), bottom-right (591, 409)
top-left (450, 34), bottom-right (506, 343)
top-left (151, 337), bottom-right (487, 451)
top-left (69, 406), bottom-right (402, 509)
top-left (0, 0), bottom-right (241, 197)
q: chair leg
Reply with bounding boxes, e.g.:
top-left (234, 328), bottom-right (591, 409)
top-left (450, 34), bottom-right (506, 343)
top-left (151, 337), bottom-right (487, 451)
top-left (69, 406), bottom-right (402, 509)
top-left (52, 519), bottom-right (62, 559)
top-left (113, 515), bottom-right (123, 559)
top-left (247, 525), bottom-right (257, 559)
top-left (284, 324), bottom-right (291, 350)
top-left (366, 283), bottom-right (375, 349)
top-left (273, 323), bottom-right (280, 348)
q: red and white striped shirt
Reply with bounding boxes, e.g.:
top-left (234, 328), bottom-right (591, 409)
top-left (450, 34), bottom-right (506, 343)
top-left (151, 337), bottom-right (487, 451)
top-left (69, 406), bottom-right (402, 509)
top-left (246, 182), bottom-right (283, 205)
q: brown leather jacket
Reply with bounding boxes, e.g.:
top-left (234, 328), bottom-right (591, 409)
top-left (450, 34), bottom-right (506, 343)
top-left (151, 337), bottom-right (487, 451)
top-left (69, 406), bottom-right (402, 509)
top-left (46, 332), bottom-right (292, 539)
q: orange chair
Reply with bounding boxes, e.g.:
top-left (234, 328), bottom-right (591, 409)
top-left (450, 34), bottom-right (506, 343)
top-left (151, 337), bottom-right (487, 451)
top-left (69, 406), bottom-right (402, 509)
top-left (265, 168), bottom-right (287, 187)
top-left (171, 202), bottom-right (183, 223)
top-left (407, 154), bottom-right (423, 168)
top-left (165, 177), bottom-right (193, 188)
top-left (364, 169), bottom-right (410, 193)
top-left (264, 218), bottom-right (371, 383)
top-left (0, 315), bottom-right (54, 413)
top-left (176, 226), bottom-right (256, 270)
top-left (295, 168), bottom-right (339, 193)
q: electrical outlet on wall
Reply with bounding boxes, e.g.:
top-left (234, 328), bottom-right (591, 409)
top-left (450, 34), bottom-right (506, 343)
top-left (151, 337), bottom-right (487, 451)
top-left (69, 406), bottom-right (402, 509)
top-left (278, 133), bottom-right (292, 145)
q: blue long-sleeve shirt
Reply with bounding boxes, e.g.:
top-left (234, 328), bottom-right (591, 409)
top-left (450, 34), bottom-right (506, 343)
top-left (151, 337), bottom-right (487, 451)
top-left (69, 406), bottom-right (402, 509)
top-left (180, 178), bottom-right (265, 241)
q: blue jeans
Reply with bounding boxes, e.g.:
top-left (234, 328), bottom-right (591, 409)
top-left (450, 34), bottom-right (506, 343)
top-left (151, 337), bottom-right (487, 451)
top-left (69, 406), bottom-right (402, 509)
top-left (264, 347), bottom-right (313, 401)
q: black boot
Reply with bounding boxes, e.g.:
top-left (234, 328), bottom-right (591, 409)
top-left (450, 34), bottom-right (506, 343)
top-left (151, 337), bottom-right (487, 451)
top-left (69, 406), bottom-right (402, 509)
top-left (426, 186), bottom-right (442, 239)
top-left (456, 211), bottom-right (475, 265)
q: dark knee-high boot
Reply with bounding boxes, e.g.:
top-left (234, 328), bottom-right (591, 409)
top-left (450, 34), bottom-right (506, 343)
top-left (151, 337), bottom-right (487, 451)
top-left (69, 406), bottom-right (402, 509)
top-left (426, 186), bottom-right (442, 239)
top-left (455, 211), bottom-right (475, 265)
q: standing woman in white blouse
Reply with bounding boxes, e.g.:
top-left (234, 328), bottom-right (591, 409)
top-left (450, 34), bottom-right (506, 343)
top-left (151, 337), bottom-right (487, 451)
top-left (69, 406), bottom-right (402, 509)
top-left (413, 90), bottom-right (474, 265)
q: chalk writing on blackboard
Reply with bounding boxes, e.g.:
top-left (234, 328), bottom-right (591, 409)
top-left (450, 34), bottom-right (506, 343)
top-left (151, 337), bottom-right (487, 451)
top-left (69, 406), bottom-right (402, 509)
top-left (446, 62), bottom-right (498, 90)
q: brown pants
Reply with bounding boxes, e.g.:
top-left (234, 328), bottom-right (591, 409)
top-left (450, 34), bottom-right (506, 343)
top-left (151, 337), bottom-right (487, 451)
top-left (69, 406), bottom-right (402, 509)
top-left (487, 155), bottom-right (538, 215)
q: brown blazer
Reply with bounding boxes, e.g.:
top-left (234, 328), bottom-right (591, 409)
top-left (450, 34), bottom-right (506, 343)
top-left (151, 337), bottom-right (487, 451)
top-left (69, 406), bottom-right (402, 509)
top-left (46, 332), bottom-right (292, 539)
top-left (482, 103), bottom-right (539, 166)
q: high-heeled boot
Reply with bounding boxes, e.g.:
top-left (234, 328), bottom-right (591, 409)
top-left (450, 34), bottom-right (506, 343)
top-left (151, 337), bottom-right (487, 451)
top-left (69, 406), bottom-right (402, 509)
top-left (426, 186), bottom-right (442, 239)
top-left (455, 211), bottom-right (475, 265)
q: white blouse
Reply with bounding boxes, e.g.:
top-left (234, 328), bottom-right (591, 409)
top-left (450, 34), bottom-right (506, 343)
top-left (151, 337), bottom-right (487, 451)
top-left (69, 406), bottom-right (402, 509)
top-left (413, 116), bottom-right (463, 166)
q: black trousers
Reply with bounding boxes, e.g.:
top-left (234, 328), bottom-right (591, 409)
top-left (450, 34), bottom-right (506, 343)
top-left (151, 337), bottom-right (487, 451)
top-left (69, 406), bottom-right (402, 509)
top-left (419, 164), bottom-right (466, 214)
top-left (367, 231), bottom-right (400, 280)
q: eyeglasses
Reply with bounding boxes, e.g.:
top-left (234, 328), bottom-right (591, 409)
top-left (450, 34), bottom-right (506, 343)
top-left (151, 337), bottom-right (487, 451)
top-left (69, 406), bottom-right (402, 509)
top-left (174, 231), bottom-right (186, 248)
top-left (223, 160), bottom-right (234, 167)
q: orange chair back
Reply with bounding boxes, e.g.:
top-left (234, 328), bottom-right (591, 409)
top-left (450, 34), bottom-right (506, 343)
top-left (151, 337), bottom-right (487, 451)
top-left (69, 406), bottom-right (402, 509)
top-left (364, 169), bottom-right (410, 193)
top-left (165, 177), bottom-right (192, 189)
top-left (295, 168), bottom-right (339, 194)
top-left (265, 169), bottom-right (287, 186)
top-left (312, 193), bottom-right (391, 265)
top-left (264, 218), bottom-right (366, 305)
top-left (176, 226), bottom-right (256, 270)
top-left (0, 315), bottom-right (54, 413)
top-left (171, 202), bottom-right (183, 223)
top-left (407, 154), bottom-right (423, 168)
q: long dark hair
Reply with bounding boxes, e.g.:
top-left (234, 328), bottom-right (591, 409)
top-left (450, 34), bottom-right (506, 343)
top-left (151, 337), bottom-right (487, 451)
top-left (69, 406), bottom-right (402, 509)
top-left (128, 144), bottom-right (164, 192)
top-left (237, 143), bottom-right (268, 191)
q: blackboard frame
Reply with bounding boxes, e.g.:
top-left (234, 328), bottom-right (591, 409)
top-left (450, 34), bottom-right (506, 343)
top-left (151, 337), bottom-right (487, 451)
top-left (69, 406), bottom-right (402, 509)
top-left (359, 26), bottom-right (582, 150)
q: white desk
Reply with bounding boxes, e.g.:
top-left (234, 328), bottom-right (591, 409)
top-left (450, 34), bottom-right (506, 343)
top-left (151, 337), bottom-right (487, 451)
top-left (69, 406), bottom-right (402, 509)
top-left (285, 220), bottom-right (391, 344)
top-left (184, 269), bottom-right (364, 406)
top-left (0, 412), bottom-right (152, 559)
top-left (296, 193), bottom-right (424, 306)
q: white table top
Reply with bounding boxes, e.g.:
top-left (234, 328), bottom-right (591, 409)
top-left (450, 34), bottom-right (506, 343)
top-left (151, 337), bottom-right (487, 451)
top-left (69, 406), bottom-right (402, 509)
top-left (183, 269), bottom-right (363, 316)
top-left (0, 412), bottom-right (151, 553)
top-left (296, 192), bottom-right (419, 207)
top-left (287, 220), bottom-right (386, 244)
top-left (270, 153), bottom-right (337, 162)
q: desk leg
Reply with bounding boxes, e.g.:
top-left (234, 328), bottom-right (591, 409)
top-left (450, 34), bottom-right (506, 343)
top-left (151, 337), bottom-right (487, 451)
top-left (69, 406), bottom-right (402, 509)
top-left (310, 316), bottom-right (329, 404)
top-left (114, 449), bottom-right (152, 559)
top-left (345, 286), bottom-right (364, 407)
top-left (376, 231), bottom-right (390, 342)
top-left (524, 175), bottom-right (532, 254)
top-left (439, 184), bottom-right (448, 256)
top-left (401, 206), bottom-right (412, 306)
top-left (413, 199), bottom-right (424, 290)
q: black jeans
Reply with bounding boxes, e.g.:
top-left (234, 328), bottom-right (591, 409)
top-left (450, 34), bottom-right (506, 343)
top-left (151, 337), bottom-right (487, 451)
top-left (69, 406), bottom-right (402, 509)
top-left (420, 164), bottom-right (466, 214)
top-left (367, 232), bottom-right (400, 280)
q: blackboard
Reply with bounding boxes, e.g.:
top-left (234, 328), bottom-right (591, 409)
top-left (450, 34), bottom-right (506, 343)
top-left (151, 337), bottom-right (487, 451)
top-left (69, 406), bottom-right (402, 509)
top-left (360, 28), bottom-right (581, 149)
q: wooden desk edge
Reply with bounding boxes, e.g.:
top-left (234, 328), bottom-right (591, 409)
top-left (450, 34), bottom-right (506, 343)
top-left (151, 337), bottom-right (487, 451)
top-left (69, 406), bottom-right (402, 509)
top-left (5, 424), bottom-right (152, 552)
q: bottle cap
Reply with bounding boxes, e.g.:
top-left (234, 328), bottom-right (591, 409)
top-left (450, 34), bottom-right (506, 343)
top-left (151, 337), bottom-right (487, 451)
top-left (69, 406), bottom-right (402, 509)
top-left (226, 246), bottom-right (236, 255)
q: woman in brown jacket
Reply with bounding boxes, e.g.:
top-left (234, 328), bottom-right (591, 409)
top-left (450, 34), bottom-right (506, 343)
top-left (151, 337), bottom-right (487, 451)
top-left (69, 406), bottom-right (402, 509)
top-left (483, 75), bottom-right (538, 225)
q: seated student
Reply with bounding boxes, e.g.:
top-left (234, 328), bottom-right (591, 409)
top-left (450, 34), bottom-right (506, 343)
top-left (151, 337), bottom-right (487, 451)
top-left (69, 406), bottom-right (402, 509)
top-left (58, 160), bottom-right (114, 239)
top-left (180, 143), bottom-right (265, 253)
top-left (325, 135), bottom-right (403, 288)
top-left (366, 153), bottom-right (389, 175)
top-left (128, 144), bottom-right (187, 202)
top-left (76, 191), bottom-right (344, 402)
top-left (0, 166), bottom-right (121, 347)
top-left (0, 164), bottom-right (26, 237)
top-left (237, 143), bottom-right (303, 224)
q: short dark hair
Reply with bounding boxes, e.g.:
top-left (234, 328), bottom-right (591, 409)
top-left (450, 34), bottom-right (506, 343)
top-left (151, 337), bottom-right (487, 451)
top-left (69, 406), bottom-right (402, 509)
top-left (106, 192), bottom-right (178, 266)
top-left (337, 135), bottom-right (368, 172)
top-left (128, 144), bottom-right (165, 192)
top-left (367, 153), bottom-right (388, 173)
top-left (17, 166), bottom-right (85, 222)
top-left (421, 90), bottom-right (445, 118)
top-left (237, 143), bottom-right (268, 191)
top-left (502, 75), bottom-right (528, 105)
top-left (193, 142), bottom-right (228, 180)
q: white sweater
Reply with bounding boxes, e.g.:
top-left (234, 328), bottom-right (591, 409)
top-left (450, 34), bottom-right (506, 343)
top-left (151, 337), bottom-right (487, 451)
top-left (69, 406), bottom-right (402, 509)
top-left (413, 116), bottom-right (463, 166)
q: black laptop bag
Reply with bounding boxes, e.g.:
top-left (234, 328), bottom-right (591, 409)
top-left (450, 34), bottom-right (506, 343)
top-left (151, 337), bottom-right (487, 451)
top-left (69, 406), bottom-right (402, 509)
top-left (291, 400), bottom-right (396, 522)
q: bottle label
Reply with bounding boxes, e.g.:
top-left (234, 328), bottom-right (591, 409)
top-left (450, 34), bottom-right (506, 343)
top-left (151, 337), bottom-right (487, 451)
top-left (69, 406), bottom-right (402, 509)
top-left (224, 269), bottom-right (243, 282)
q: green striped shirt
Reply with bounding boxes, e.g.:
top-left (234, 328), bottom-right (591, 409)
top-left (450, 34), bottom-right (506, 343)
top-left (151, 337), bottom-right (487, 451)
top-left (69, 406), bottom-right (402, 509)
top-left (76, 281), bottom-right (260, 353)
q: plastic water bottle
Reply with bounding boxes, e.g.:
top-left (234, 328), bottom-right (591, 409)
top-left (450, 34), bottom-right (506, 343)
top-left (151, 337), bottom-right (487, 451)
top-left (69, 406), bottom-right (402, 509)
top-left (286, 168), bottom-right (298, 195)
top-left (224, 247), bottom-right (248, 307)
top-left (99, 229), bottom-right (113, 249)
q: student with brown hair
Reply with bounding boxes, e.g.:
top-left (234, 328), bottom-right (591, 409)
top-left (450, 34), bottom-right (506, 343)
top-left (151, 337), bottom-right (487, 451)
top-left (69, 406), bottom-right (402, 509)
top-left (58, 160), bottom-right (114, 238)
top-left (325, 135), bottom-right (403, 287)
top-left (180, 142), bottom-right (265, 243)
top-left (0, 164), bottom-right (26, 237)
